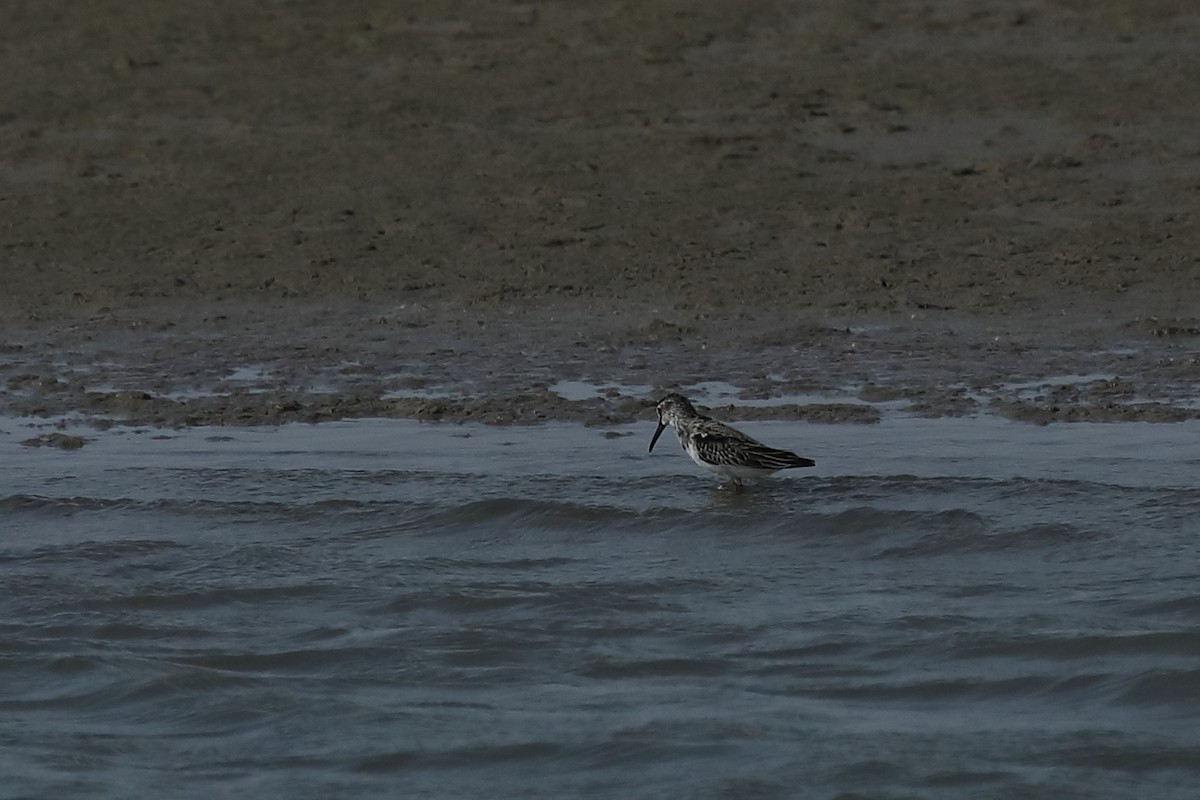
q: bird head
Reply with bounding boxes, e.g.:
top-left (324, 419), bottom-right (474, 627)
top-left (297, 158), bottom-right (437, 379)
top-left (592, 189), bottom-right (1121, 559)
top-left (648, 393), bottom-right (698, 452)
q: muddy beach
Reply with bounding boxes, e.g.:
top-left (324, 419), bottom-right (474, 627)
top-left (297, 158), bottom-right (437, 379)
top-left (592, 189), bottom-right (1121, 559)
top-left (2, 1), bottom-right (1199, 431)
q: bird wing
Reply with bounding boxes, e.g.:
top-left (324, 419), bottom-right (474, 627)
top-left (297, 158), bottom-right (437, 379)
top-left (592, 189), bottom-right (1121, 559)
top-left (689, 420), bottom-right (815, 470)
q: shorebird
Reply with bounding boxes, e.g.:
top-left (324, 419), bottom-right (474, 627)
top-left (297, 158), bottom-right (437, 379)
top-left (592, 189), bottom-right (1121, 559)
top-left (648, 393), bottom-right (815, 487)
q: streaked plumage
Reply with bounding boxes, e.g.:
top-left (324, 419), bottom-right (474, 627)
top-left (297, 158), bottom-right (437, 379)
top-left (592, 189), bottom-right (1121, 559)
top-left (648, 393), bottom-right (815, 486)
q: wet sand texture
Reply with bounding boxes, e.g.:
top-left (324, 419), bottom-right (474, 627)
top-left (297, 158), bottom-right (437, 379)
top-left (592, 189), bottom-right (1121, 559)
top-left (2, 0), bottom-right (1198, 322)
top-left (2, 3), bottom-right (1200, 429)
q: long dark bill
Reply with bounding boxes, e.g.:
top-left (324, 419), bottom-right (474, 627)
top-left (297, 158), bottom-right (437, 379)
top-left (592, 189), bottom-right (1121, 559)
top-left (648, 421), bottom-right (667, 453)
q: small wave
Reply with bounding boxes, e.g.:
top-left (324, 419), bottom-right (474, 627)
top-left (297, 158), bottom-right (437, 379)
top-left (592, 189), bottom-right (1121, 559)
top-left (1034, 738), bottom-right (1200, 772)
top-left (942, 582), bottom-right (1029, 598)
top-left (412, 497), bottom-right (654, 532)
top-left (822, 507), bottom-right (988, 538)
top-left (387, 554), bottom-right (581, 573)
top-left (393, 496), bottom-right (778, 539)
top-left (23, 539), bottom-right (186, 564)
top-left (352, 724), bottom-right (732, 776)
top-left (354, 741), bottom-right (563, 773)
top-left (178, 645), bottom-right (393, 674)
top-left (768, 659), bottom-right (1200, 709)
top-left (948, 630), bottom-right (1200, 661)
top-left (0, 658), bottom-right (260, 713)
top-left (1116, 666), bottom-right (1200, 708)
top-left (376, 578), bottom-right (695, 617)
top-left (381, 589), bottom-right (536, 614)
top-left (579, 656), bottom-right (732, 679)
top-left (98, 584), bottom-right (327, 611)
top-left (1128, 594), bottom-right (1200, 617)
top-left (0, 493), bottom-right (128, 514)
top-left (826, 474), bottom-right (999, 495)
top-left (876, 522), bottom-right (1093, 558)
top-left (742, 641), bottom-right (862, 660)
top-left (814, 674), bottom-right (1060, 703)
top-left (91, 621), bottom-right (212, 641)
top-left (0, 492), bottom-right (398, 521)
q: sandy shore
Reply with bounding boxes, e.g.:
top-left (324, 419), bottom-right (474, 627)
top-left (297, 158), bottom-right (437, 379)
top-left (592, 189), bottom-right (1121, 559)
top-left (2, 1), bottom-right (1199, 432)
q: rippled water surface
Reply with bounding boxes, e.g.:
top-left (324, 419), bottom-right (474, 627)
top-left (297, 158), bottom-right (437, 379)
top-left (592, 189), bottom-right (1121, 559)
top-left (3, 417), bottom-right (1199, 799)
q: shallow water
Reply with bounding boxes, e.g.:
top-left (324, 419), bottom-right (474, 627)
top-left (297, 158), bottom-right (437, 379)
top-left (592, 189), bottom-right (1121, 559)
top-left (2, 417), bottom-right (1199, 799)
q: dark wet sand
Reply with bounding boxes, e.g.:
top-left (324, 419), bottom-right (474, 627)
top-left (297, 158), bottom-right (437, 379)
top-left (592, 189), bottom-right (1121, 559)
top-left (2, 1), bottom-right (1199, 429)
